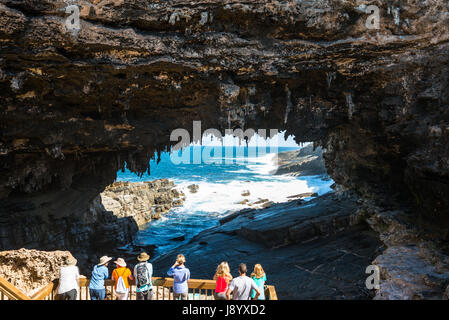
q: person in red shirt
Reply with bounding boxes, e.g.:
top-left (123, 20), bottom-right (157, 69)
top-left (213, 262), bottom-right (233, 300)
top-left (112, 258), bottom-right (134, 300)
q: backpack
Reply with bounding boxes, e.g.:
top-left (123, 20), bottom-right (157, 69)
top-left (115, 269), bottom-right (128, 294)
top-left (136, 263), bottom-right (151, 288)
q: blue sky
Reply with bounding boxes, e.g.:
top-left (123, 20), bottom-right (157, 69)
top-left (196, 130), bottom-right (302, 147)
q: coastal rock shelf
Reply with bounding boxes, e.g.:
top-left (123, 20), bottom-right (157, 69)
top-left (218, 192), bottom-right (362, 248)
top-left (0, 0), bottom-right (448, 299)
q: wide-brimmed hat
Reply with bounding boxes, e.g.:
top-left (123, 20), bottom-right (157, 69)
top-left (98, 256), bottom-right (112, 266)
top-left (114, 258), bottom-right (126, 267)
top-left (137, 252), bottom-right (150, 262)
top-left (66, 256), bottom-right (77, 266)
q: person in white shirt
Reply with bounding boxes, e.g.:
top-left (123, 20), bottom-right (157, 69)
top-left (56, 256), bottom-right (80, 300)
top-left (226, 263), bottom-right (260, 300)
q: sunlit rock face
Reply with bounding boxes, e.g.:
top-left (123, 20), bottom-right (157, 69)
top-left (100, 179), bottom-right (185, 228)
top-left (0, 1), bottom-right (448, 263)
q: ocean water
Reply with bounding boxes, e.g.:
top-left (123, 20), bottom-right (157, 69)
top-left (117, 146), bottom-right (334, 257)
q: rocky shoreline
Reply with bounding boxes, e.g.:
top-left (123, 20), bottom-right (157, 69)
top-left (272, 144), bottom-right (327, 177)
top-left (100, 179), bottom-right (185, 229)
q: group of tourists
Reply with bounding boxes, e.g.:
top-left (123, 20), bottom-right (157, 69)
top-left (55, 252), bottom-right (267, 301)
top-left (213, 262), bottom-right (266, 300)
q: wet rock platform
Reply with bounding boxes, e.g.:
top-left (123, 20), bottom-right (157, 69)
top-left (153, 192), bottom-right (383, 299)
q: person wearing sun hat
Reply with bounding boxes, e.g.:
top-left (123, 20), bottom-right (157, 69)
top-left (56, 256), bottom-right (80, 300)
top-left (133, 252), bottom-right (153, 300)
top-left (88, 255), bottom-right (112, 300)
top-left (112, 257), bottom-right (134, 300)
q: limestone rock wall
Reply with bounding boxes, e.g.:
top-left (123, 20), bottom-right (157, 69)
top-left (0, 248), bottom-right (76, 296)
top-left (100, 179), bottom-right (185, 228)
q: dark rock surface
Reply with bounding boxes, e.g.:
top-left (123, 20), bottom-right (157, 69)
top-left (0, 184), bottom-right (138, 254)
top-left (362, 205), bottom-right (449, 299)
top-left (219, 192), bottom-right (363, 248)
top-left (153, 192), bottom-right (383, 299)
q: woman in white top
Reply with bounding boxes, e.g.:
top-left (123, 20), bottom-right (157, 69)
top-left (56, 256), bottom-right (80, 300)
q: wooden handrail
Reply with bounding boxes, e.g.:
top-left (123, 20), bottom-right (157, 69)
top-left (29, 277), bottom-right (219, 300)
top-left (78, 277), bottom-right (218, 290)
top-left (266, 285), bottom-right (278, 300)
top-left (0, 276), bottom-right (31, 300)
top-left (30, 280), bottom-right (57, 300)
top-left (2, 275), bottom-right (278, 300)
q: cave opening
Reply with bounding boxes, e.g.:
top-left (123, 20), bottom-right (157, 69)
top-left (111, 131), bottom-right (334, 258)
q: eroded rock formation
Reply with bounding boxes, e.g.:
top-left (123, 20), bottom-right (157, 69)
top-left (100, 179), bottom-right (185, 228)
top-left (0, 248), bottom-right (77, 296)
top-left (0, 0), bottom-right (448, 299)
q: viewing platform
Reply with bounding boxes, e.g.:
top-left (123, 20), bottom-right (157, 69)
top-left (0, 276), bottom-right (278, 300)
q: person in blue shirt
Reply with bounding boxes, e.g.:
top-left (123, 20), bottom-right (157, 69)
top-left (167, 254), bottom-right (190, 300)
top-left (89, 256), bottom-right (112, 300)
top-left (250, 264), bottom-right (267, 300)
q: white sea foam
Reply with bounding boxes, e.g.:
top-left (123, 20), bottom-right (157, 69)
top-left (245, 153), bottom-right (278, 176)
top-left (173, 158), bottom-right (332, 216)
top-left (227, 169), bottom-right (252, 174)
